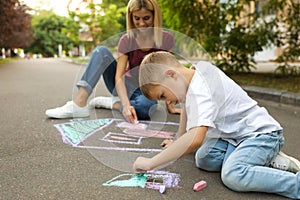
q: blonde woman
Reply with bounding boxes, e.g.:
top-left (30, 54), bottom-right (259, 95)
top-left (46, 0), bottom-right (180, 122)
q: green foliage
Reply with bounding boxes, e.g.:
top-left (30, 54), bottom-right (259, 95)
top-left (158, 0), bottom-right (300, 74)
top-left (63, 15), bottom-right (81, 47)
top-left (70, 2), bottom-right (126, 51)
top-left (27, 11), bottom-right (75, 57)
top-left (0, 57), bottom-right (19, 65)
top-left (158, 0), bottom-right (222, 55)
top-left (26, 1), bottom-right (126, 57)
top-left (268, 0), bottom-right (300, 75)
top-left (102, 0), bottom-right (128, 30)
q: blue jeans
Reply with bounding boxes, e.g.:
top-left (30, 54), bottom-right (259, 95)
top-left (76, 46), bottom-right (157, 119)
top-left (195, 130), bottom-right (300, 199)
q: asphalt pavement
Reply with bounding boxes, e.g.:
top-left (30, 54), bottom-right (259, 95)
top-left (1, 58), bottom-right (300, 200)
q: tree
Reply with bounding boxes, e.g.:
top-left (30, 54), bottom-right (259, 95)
top-left (158, 0), bottom-right (269, 72)
top-left (217, 0), bottom-right (274, 72)
top-left (158, 0), bottom-right (222, 57)
top-left (63, 13), bottom-right (81, 51)
top-left (102, 0), bottom-right (128, 8)
top-left (263, 0), bottom-right (300, 74)
top-left (26, 11), bottom-right (75, 57)
top-left (102, 0), bottom-right (127, 31)
top-left (0, 0), bottom-right (33, 50)
top-left (158, 0), bottom-right (300, 74)
top-left (70, 2), bottom-right (125, 51)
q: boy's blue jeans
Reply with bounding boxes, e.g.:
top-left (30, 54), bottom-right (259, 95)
top-left (195, 130), bottom-right (300, 199)
top-left (76, 46), bottom-right (157, 120)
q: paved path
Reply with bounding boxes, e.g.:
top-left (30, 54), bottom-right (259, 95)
top-left (1, 58), bottom-right (300, 199)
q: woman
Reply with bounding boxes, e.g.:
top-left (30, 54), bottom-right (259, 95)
top-left (45, 0), bottom-right (180, 122)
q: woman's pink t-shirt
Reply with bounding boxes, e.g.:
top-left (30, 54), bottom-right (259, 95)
top-left (117, 30), bottom-right (175, 70)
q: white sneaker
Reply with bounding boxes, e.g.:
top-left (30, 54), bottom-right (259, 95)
top-left (45, 101), bottom-right (89, 119)
top-left (89, 96), bottom-right (120, 109)
top-left (270, 151), bottom-right (300, 173)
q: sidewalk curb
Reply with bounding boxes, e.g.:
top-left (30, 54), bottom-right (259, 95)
top-left (243, 86), bottom-right (300, 107)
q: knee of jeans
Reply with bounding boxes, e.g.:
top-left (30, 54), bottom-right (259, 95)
top-left (221, 163), bottom-right (249, 192)
top-left (94, 46), bottom-right (114, 60)
top-left (133, 98), bottom-right (157, 120)
top-left (94, 46), bottom-right (109, 54)
top-left (135, 104), bottom-right (157, 120)
top-left (136, 111), bottom-right (149, 120)
top-left (195, 149), bottom-right (222, 172)
top-left (195, 151), bottom-right (209, 170)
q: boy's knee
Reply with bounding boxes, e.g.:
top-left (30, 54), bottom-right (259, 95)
top-left (221, 164), bottom-right (249, 192)
top-left (195, 157), bottom-right (211, 171)
top-left (195, 150), bottom-right (222, 172)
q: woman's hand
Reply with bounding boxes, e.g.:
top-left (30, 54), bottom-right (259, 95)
top-left (133, 157), bottom-right (152, 173)
top-left (161, 139), bottom-right (174, 148)
top-left (122, 105), bottom-right (138, 123)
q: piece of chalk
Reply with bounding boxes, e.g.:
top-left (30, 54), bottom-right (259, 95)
top-left (133, 120), bottom-right (139, 124)
top-left (193, 180), bottom-right (207, 191)
top-left (159, 185), bottom-right (166, 194)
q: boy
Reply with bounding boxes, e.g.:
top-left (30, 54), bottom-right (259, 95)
top-left (133, 51), bottom-right (300, 199)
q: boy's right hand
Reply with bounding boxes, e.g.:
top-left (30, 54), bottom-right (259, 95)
top-left (161, 139), bottom-right (174, 148)
top-left (133, 157), bottom-right (152, 173)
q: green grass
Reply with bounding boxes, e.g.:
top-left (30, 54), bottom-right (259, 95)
top-left (69, 57), bottom-right (89, 64)
top-left (228, 72), bottom-right (300, 94)
top-left (0, 57), bottom-right (19, 65)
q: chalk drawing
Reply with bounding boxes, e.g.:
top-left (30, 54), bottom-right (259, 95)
top-left (54, 118), bottom-right (113, 146)
top-left (54, 118), bottom-right (179, 152)
top-left (123, 129), bottom-right (174, 139)
top-left (103, 173), bottom-right (147, 188)
top-left (101, 132), bottom-right (143, 145)
top-left (103, 170), bottom-right (181, 190)
top-left (75, 145), bottom-right (163, 152)
top-left (116, 121), bottom-right (147, 129)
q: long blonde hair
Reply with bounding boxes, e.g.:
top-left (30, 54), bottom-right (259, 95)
top-left (126, 0), bottom-right (163, 47)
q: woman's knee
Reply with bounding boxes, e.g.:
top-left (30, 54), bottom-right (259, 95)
top-left (94, 46), bottom-right (110, 54)
top-left (136, 104), bottom-right (157, 120)
top-left (133, 97), bottom-right (157, 120)
top-left (92, 46), bottom-right (114, 61)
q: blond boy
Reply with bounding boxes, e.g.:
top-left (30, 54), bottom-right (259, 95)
top-left (133, 51), bottom-right (300, 199)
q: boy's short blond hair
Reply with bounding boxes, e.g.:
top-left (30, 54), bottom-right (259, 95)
top-left (139, 51), bottom-right (181, 98)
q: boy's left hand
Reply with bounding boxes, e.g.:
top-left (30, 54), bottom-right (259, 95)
top-left (133, 157), bottom-right (152, 173)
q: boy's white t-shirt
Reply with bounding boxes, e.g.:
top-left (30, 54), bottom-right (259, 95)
top-left (186, 61), bottom-right (282, 146)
